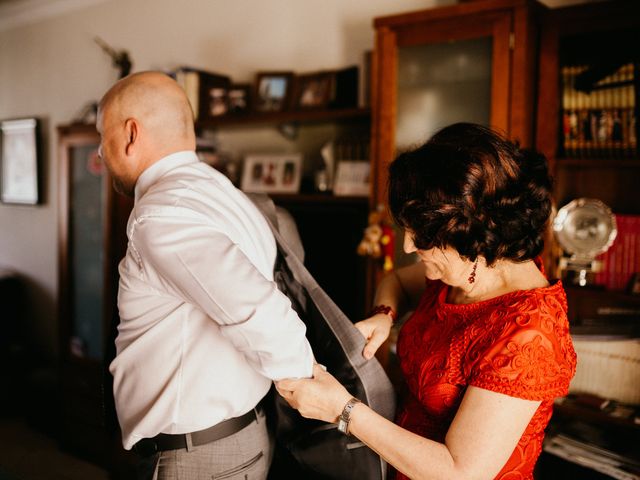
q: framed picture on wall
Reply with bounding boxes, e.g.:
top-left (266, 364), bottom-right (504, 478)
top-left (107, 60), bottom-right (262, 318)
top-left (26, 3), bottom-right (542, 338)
top-left (254, 72), bottom-right (294, 112)
top-left (0, 117), bottom-right (41, 205)
top-left (241, 154), bottom-right (302, 194)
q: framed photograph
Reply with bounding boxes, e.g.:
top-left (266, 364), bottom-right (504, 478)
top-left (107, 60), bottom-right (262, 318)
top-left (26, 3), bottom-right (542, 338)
top-left (241, 154), bottom-right (302, 194)
top-left (227, 84), bottom-right (251, 114)
top-left (333, 160), bottom-right (370, 197)
top-left (254, 72), bottom-right (294, 112)
top-left (294, 72), bottom-right (333, 109)
top-left (207, 85), bottom-right (228, 117)
top-left (1, 118), bottom-right (41, 205)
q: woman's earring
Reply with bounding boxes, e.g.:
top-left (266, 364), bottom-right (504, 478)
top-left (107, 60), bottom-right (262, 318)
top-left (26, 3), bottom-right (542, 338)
top-left (468, 258), bottom-right (478, 284)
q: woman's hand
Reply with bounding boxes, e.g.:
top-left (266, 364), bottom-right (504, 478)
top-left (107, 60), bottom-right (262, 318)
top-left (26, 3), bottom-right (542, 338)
top-left (354, 313), bottom-right (393, 360)
top-left (275, 364), bottom-right (353, 423)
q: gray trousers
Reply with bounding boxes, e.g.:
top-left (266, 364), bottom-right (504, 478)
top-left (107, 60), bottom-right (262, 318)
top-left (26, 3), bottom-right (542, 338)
top-left (143, 408), bottom-right (272, 480)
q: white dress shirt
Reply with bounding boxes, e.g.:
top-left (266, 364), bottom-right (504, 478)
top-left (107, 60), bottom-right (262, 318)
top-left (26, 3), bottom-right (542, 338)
top-left (109, 151), bottom-right (314, 450)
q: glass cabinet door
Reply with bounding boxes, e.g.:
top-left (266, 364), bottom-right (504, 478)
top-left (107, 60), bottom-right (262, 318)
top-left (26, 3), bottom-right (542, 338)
top-left (57, 124), bottom-right (133, 467)
top-left (68, 143), bottom-right (107, 360)
top-left (396, 38), bottom-right (492, 150)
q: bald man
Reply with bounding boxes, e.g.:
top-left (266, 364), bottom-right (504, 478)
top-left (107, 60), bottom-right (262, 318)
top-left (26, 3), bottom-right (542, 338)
top-left (99, 72), bottom-right (314, 479)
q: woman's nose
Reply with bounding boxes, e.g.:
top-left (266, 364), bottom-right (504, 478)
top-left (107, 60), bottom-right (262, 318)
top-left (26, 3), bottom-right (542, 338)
top-left (403, 231), bottom-right (417, 254)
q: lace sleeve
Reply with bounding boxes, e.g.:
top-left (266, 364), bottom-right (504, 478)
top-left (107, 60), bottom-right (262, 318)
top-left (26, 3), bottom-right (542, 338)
top-left (467, 302), bottom-right (577, 401)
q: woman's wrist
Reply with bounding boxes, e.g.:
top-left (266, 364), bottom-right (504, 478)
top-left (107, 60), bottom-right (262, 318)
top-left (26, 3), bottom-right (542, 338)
top-left (370, 304), bottom-right (397, 322)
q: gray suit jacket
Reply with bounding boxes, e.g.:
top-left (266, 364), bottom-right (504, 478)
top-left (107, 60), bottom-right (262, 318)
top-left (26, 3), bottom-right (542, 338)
top-left (249, 193), bottom-right (396, 480)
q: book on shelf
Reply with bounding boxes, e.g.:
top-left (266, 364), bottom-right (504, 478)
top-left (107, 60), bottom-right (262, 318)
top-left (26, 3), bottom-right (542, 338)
top-left (594, 214), bottom-right (640, 292)
top-left (561, 62), bottom-right (637, 158)
top-left (544, 433), bottom-right (640, 480)
top-left (171, 66), bottom-right (231, 121)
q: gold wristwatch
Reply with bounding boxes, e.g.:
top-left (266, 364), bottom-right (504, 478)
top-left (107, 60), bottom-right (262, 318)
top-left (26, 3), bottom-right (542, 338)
top-left (337, 397), bottom-right (361, 435)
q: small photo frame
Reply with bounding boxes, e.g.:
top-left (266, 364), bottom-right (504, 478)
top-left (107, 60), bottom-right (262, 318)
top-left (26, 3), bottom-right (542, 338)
top-left (333, 160), bottom-right (370, 197)
top-left (254, 72), bottom-right (294, 112)
top-left (227, 84), bottom-right (251, 114)
top-left (241, 154), bottom-right (302, 194)
top-left (1, 117), bottom-right (41, 205)
top-left (294, 72), bottom-right (333, 109)
top-left (208, 86), bottom-right (228, 117)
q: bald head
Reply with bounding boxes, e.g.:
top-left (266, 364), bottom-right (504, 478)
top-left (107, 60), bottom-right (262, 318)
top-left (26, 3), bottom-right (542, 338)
top-left (99, 71), bottom-right (195, 150)
top-left (97, 71), bottom-right (197, 196)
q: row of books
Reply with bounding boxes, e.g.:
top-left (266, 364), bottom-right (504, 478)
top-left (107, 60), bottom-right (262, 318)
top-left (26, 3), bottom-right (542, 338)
top-left (594, 214), bottom-right (640, 292)
top-left (561, 63), bottom-right (637, 158)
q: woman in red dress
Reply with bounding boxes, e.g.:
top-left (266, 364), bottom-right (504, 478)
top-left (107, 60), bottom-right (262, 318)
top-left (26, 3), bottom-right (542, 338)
top-left (277, 123), bottom-right (577, 479)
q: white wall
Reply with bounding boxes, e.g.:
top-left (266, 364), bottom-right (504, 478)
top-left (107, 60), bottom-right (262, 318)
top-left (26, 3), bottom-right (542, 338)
top-left (0, 0), bottom-right (452, 358)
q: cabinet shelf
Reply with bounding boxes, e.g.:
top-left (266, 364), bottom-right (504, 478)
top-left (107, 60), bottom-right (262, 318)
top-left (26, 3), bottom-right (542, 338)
top-left (554, 398), bottom-right (640, 433)
top-left (197, 107), bottom-right (370, 129)
top-left (269, 193), bottom-right (369, 205)
top-left (556, 157), bottom-right (640, 168)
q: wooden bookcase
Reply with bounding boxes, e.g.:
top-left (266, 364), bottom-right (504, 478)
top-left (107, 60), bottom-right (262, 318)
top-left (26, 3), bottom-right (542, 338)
top-left (534, 2), bottom-right (640, 477)
top-left (535, 0), bottom-right (640, 321)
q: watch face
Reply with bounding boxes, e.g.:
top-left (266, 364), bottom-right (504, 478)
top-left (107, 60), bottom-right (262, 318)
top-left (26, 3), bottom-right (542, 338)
top-left (553, 198), bottom-right (617, 258)
top-left (337, 418), bottom-right (348, 434)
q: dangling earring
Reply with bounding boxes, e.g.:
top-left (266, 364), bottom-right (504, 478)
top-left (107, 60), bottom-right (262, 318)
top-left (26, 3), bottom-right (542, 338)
top-left (468, 258), bottom-right (478, 284)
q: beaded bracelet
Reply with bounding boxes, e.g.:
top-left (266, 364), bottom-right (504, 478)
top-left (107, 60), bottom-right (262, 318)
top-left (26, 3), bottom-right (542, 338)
top-left (369, 304), bottom-right (397, 322)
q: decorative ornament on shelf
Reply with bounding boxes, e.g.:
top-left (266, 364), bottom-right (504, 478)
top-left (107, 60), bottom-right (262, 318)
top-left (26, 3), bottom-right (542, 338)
top-left (553, 198), bottom-right (617, 287)
top-left (357, 204), bottom-right (395, 272)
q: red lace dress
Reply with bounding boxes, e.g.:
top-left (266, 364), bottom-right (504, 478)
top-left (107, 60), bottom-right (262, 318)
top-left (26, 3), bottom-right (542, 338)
top-left (395, 272), bottom-right (577, 480)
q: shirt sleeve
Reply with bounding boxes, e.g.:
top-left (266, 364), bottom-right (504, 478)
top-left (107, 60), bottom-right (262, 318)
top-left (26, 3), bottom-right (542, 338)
top-left (467, 306), bottom-right (577, 401)
top-left (132, 214), bottom-right (314, 381)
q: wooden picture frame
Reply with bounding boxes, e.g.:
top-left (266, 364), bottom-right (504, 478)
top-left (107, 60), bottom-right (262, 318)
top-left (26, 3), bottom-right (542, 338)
top-left (0, 117), bottom-right (41, 205)
top-left (294, 72), bottom-right (333, 109)
top-left (254, 71), bottom-right (294, 112)
top-left (227, 83), bottom-right (252, 114)
top-left (241, 153), bottom-right (302, 194)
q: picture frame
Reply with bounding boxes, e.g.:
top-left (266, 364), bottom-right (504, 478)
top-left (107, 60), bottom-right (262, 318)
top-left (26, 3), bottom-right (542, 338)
top-left (227, 83), bottom-right (251, 115)
top-left (207, 85), bottom-right (228, 117)
top-left (241, 154), bottom-right (302, 194)
top-left (254, 71), bottom-right (294, 112)
top-left (0, 117), bottom-right (41, 205)
top-left (293, 72), bottom-right (333, 110)
top-left (333, 160), bottom-right (370, 197)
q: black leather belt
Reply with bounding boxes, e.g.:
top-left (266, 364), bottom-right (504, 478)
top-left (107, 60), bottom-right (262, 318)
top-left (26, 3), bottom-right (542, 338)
top-left (133, 408), bottom-right (258, 457)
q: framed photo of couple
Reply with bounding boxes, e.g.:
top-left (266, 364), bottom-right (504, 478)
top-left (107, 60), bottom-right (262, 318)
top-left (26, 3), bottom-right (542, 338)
top-left (241, 154), bottom-right (302, 194)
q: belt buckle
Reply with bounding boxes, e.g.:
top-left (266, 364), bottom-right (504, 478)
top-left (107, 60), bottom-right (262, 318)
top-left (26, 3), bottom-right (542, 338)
top-left (134, 438), bottom-right (159, 457)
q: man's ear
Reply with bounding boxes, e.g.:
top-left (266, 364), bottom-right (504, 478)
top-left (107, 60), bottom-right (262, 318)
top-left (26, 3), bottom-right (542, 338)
top-left (124, 118), bottom-right (139, 156)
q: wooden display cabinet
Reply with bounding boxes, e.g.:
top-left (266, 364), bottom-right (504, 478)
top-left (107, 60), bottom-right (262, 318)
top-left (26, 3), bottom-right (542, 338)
top-left (371, 0), bottom-right (543, 210)
top-left (534, 2), bottom-right (640, 477)
top-left (57, 123), bottom-right (134, 472)
top-left (369, 0), bottom-right (544, 370)
top-left (535, 0), bottom-right (640, 308)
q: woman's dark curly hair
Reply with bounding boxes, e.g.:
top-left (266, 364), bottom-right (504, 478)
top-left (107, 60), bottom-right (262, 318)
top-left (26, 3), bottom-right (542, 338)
top-left (388, 123), bottom-right (552, 266)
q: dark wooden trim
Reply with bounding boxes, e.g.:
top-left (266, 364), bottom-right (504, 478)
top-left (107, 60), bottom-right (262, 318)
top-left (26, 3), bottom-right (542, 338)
top-left (374, 0), bottom-right (531, 28)
top-left (196, 107), bottom-right (370, 129)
